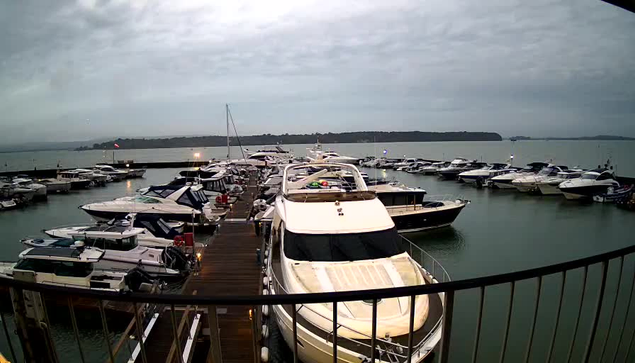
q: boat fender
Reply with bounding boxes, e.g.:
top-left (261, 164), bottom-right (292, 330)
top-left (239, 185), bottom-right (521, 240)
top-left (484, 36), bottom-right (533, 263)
top-left (261, 324), bottom-right (269, 339)
top-left (173, 235), bottom-right (185, 247)
top-left (263, 289), bottom-right (269, 295)
top-left (262, 305), bottom-right (269, 317)
top-left (263, 276), bottom-right (269, 286)
top-left (260, 347), bottom-right (270, 363)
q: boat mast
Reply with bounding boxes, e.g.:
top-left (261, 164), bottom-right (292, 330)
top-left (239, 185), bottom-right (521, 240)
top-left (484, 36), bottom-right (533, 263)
top-left (226, 104), bottom-right (230, 160)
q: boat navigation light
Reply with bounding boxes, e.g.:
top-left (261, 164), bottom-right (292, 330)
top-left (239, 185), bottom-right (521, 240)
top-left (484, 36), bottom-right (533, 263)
top-left (194, 152), bottom-right (201, 159)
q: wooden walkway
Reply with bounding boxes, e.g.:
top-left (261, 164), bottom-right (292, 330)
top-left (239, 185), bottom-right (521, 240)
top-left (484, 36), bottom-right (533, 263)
top-left (142, 177), bottom-right (263, 363)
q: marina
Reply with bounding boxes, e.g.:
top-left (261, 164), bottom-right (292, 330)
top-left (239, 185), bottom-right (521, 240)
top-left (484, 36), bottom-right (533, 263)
top-left (0, 141), bottom-right (633, 362)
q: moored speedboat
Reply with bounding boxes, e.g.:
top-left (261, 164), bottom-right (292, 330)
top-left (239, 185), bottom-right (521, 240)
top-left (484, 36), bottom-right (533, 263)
top-left (536, 170), bottom-right (584, 195)
top-left (458, 163), bottom-right (513, 184)
top-left (266, 163), bottom-right (444, 363)
top-left (22, 226), bottom-right (191, 278)
top-left (81, 185), bottom-right (222, 224)
top-left (94, 164), bottom-right (129, 181)
top-left (0, 247), bottom-right (156, 292)
top-left (38, 178), bottom-right (71, 193)
top-left (369, 183), bottom-right (469, 233)
top-left (490, 162), bottom-right (549, 189)
top-left (438, 159), bottom-right (485, 180)
top-left (12, 177), bottom-right (47, 200)
top-left (419, 161), bottom-right (448, 175)
top-left (44, 214), bottom-right (182, 249)
top-left (512, 165), bottom-right (569, 193)
top-left (559, 169), bottom-right (620, 200)
top-left (57, 170), bottom-right (93, 189)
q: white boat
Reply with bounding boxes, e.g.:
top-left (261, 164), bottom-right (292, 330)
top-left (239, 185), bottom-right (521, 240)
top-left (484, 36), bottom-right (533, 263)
top-left (245, 146), bottom-right (292, 160)
top-left (0, 247), bottom-right (156, 292)
top-left (37, 178), bottom-right (71, 193)
top-left (66, 169), bottom-right (109, 186)
top-left (490, 162), bottom-right (549, 189)
top-left (12, 177), bottom-right (47, 200)
top-left (0, 197), bottom-right (18, 210)
top-left (44, 215), bottom-right (181, 249)
top-left (57, 170), bottom-right (94, 189)
top-left (81, 185), bottom-right (222, 224)
top-left (266, 163), bottom-right (444, 363)
top-left (457, 163), bottom-right (514, 184)
top-left (406, 162), bottom-right (431, 173)
top-left (392, 158), bottom-right (420, 170)
top-left (418, 161), bottom-right (449, 175)
top-left (511, 165), bottom-right (569, 193)
top-left (307, 143), bottom-right (360, 164)
top-left (0, 180), bottom-right (36, 202)
top-left (536, 170), bottom-right (584, 195)
top-left (22, 226), bottom-right (190, 278)
top-left (559, 169), bottom-right (620, 200)
top-left (94, 165), bottom-right (129, 181)
top-left (125, 168), bottom-right (147, 178)
top-left (437, 159), bottom-right (485, 180)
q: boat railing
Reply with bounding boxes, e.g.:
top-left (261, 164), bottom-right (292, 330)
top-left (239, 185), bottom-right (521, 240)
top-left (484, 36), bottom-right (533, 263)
top-left (2, 241), bottom-right (635, 363)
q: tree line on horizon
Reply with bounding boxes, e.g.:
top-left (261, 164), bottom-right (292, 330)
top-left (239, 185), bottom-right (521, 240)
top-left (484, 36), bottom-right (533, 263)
top-left (79, 131), bottom-right (503, 150)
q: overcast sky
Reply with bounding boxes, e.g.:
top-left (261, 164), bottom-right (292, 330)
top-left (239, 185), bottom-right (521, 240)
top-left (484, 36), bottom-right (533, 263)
top-left (0, 0), bottom-right (634, 144)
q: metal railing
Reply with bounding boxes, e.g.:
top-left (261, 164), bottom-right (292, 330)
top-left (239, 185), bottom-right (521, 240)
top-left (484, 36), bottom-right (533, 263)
top-left (1, 243), bottom-right (635, 363)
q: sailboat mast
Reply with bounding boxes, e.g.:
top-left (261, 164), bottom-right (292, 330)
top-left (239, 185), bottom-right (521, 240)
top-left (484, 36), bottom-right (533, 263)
top-left (226, 104), bottom-right (230, 159)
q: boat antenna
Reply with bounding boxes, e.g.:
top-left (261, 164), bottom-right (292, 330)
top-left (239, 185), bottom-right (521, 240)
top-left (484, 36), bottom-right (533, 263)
top-left (226, 104), bottom-right (230, 160)
top-left (227, 105), bottom-right (246, 160)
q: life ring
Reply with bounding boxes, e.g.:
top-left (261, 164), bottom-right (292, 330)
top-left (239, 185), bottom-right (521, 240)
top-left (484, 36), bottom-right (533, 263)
top-left (173, 235), bottom-right (185, 247)
top-left (215, 196), bottom-right (222, 204)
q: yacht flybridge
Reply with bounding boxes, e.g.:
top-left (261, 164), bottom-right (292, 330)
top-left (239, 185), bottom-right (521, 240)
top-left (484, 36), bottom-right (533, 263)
top-left (266, 163), bottom-right (444, 363)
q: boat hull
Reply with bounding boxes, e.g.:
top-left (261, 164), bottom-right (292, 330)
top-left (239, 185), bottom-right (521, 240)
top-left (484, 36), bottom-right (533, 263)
top-left (537, 183), bottom-right (562, 195)
top-left (560, 185), bottom-right (613, 200)
top-left (82, 208), bottom-right (199, 223)
top-left (387, 202), bottom-right (467, 233)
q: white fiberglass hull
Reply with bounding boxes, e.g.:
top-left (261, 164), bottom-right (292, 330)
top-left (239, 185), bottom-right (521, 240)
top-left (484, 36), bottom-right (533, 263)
top-left (44, 227), bottom-right (174, 249)
top-left (537, 183), bottom-right (562, 195)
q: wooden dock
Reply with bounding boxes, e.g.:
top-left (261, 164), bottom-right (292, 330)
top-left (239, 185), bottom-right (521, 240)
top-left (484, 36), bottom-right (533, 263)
top-left (141, 176), bottom-right (263, 363)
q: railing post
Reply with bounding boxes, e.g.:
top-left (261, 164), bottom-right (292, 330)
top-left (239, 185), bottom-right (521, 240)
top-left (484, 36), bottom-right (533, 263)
top-left (438, 290), bottom-right (455, 363)
top-left (612, 263), bottom-right (635, 363)
top-left (499, 281), bottom-right (516, 363)
top-left (599, 257), bottom-right (624, 361)
top-left (582, 261), bottom-right (609, 362)
top-left (371, 298), bottom-right (377, 362)
top-left (523, 276), bottom-right (543, 363)
top-left (292, 304), bottom-right (298, 363)
top-left (207, 305), bottom-right (223, 363)
top-left (0, 311), bottom-right (18, 363)
top-left (170, 304), bottom-right (185, 363)
top-left (407, 294), bottom-right (416, 363)
top-left (67, 297), bottom-right (86, 363)
top-left (471, 287), bottom-right (485, 363)
top-left (133, 302), bottom-right (148, 363)
top-left (98, 299), bottom-right (115, 363)
top-left (566, 266), bottom-right (589, 363)
top-left (547, 271), bottom-right (567, 363)
top-left (332, 302), bottom-right (338, 363)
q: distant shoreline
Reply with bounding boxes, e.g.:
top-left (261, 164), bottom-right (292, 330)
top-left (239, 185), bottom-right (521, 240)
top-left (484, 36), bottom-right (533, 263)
top-left (77, 131), bottom-right (503, 151)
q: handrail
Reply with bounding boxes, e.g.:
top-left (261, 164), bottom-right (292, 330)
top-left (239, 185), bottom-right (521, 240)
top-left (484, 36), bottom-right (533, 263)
top-left (2, 243), bottom-right (634, 305)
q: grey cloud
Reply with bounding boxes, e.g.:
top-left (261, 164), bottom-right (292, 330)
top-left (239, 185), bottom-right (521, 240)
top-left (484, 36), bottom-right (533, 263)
top-left (0, 0), bottom-right (634, 144)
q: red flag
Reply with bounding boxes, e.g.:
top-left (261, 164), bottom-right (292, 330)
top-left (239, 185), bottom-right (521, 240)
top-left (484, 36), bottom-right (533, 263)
top-left (114, 143), bottom-right (120, 148)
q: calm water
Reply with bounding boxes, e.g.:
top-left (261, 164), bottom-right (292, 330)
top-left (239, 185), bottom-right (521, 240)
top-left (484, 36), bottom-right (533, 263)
top-left (2, 140), bottom-right (635, 176)
top-left (0, 143), bottom-right (634, 361)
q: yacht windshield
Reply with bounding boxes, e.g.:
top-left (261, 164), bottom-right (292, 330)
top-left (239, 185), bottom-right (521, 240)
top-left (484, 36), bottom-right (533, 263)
top-left (582, 174), bottom-right (598, 180)
top-left (134, 196), bottom-right (162, 204)
top-left (284, 228), bottom-right (404, 262)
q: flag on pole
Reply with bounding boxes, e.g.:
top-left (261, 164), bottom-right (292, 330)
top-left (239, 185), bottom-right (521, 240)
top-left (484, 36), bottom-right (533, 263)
top-left (114, 143), bottom-right (120, 148)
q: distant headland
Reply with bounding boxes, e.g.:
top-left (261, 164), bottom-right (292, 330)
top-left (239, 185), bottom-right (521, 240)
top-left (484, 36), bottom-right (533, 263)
top-left (508, 135), bottom-right (635, 141)
top-left (77, 131), bottom-right (503, 150)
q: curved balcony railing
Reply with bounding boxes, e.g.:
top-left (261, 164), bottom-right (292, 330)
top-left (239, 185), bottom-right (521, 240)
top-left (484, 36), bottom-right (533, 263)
top-left (0, 242), bottom-right (634, 363)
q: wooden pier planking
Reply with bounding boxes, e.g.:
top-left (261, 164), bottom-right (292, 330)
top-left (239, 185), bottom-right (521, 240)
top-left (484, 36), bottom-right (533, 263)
top-left (142, 177), bottom-right (262, 363)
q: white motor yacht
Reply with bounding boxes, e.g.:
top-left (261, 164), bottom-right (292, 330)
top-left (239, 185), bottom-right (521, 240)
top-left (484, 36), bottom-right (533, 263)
top-left (266, 163), bottom-right (444, 363)
top-left (418, 161), bottom-right (448, 175)
top-left (511, 165), bottom-right (569, 193)
top-left (12, 177), bottom-right (47, 200)
top-left (81, 185), bottom-right (222, 224)
top-left (0, 247), bottom-right (155, 292)
top-left (407, 162), bottom-right (431, 173)
top-left (44, 214), bottom-right (181, 249)
top-left (536, 170), bottom-right (584, 195)
top-left (393, 158), bottom-right (420, 170)
top-left (22, 226), bottom-right (190, 278)
top-left (68, 169), bottom-right (109, 186)
top-left (0, 180), bottom-right (36, 202)
top-left (57, 170), bottom-right (93, 189)
top-left (38, 178), bottom-right (71, 193)
top-left (307, 143), bottom-right (360, 164)
top-left (94, 164), bottom-right (129, 181)
top-left (558, 169), bottom-right (620, 200)
top-left (490, 162), bottom-right (549, 189)
top-left (437, 159), bottom-right (484, 180)
top-left (458, 163), bottom-right (515, 184)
